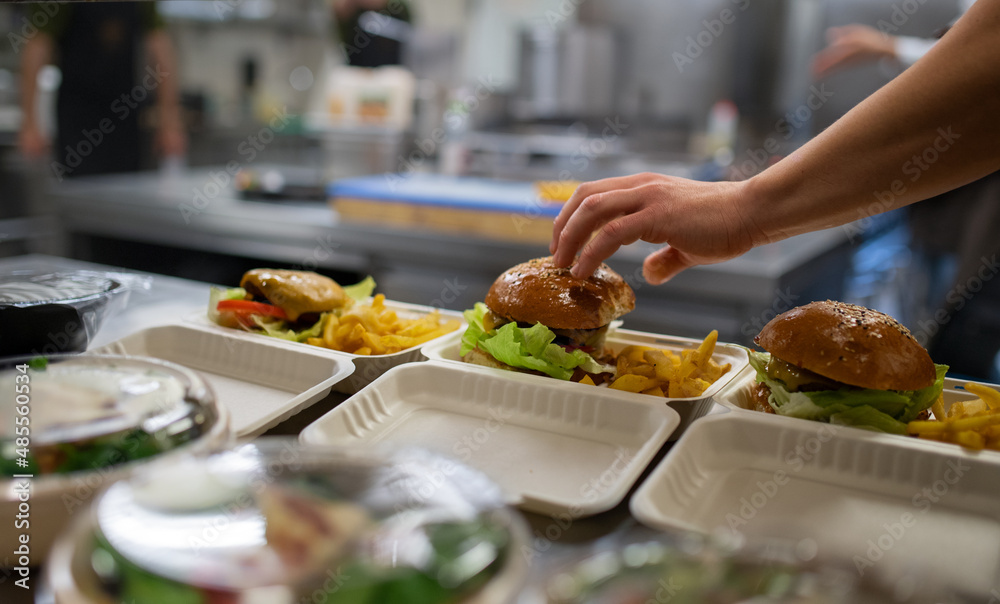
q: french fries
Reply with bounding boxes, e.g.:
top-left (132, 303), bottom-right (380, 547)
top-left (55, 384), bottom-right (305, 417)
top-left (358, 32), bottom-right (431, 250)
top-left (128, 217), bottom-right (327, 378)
top-left (907, 383), bottom-right (1000, 451)
top-left (602, 330), bottom-right (732, 399)
top-left (311, 294), bottom-right (460, 356)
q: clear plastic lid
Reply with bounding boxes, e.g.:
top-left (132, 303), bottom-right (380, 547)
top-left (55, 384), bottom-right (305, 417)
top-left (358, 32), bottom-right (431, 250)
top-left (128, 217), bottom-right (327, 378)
top-left (0, 269), bottom-right (150, 356)
top-left (0, 355), bottom-right (218, 475)
top-left (80, 440), bottom-right (527, 603)
top-left (0, 271), bottom-right (122, 306)
top-left (545, 534), bottom-right (981, 604)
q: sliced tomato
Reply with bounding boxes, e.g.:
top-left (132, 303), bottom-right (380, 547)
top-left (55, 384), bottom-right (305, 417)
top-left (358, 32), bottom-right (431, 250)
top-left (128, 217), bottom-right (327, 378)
top-left (216, 299), bottom-right (287, 320)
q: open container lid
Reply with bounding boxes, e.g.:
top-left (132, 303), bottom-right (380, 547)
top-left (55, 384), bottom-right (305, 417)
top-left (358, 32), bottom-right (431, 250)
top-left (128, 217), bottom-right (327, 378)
top-left (630, 411), bottom-right (1000, 596)
top-left (301, 362), bottom-right (682, 517)
top-left (48, 439), bottom-right (529, 604)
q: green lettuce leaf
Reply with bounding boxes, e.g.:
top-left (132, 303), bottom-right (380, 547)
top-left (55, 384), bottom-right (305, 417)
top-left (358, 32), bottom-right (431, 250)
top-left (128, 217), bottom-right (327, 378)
top-left (251, 314), bottom-right (325, 343)
top-left (746, 350), bottom-right (947, 434)
top-left (828, 405), bottom-right (916, 434)
top-left (459, 302), bottom-right (610, 380)
top-left (207, 286), bottom-right (247, 322)
top-left (460, 303), bottom-right (489, 357)
top-left (343, 276), bottom-right (376, 302)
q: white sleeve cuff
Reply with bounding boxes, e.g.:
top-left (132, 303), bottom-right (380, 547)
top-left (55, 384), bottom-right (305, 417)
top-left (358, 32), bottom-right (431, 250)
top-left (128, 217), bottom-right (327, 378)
top-left (894, 36), bottom-right (937, 66)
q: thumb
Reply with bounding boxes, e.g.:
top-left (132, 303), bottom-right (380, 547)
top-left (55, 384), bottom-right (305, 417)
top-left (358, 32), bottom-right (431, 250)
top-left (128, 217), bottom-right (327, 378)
top-left (642, 246), bottom-right (693, 285)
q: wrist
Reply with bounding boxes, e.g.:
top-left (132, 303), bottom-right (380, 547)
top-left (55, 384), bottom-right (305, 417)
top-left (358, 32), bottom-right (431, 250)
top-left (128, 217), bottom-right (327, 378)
top-left (736, 175), bottom-right (775, 247)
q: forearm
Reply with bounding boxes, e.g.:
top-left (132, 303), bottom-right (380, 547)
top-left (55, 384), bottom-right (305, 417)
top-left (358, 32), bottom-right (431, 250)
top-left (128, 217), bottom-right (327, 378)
top-left (146, 30), bottom-right (181, 123)
top-left (19, 34), bottom-right (53, 127)
top-left (746, 0), bottom-right (1000, 244)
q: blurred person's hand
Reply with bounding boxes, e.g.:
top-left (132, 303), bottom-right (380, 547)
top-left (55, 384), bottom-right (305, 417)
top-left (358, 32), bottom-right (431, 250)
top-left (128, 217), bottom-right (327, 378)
top-left (812, 25), bottom-right (896, 78)
top-left (18, 122), bottom-right (49, 160)
top-left (550, 173), bottom-right (762, 285)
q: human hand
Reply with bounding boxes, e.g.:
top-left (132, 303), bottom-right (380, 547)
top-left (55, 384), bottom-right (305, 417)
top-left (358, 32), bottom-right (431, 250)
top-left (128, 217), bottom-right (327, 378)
top-left (549, 173), bottom-right (763, 285)
top-left (812, 25), bottom-right (897, 78)
top-left (18, 123), bottom-right (49, 160)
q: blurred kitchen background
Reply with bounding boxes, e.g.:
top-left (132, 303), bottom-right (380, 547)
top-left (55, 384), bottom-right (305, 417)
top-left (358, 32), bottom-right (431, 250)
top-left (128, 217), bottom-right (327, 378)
top-left (3, 0), bottom-right (995, 377)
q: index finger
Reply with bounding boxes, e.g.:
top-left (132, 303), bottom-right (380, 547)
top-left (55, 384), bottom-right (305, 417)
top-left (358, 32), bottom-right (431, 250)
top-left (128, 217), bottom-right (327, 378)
top-left (555, 186), bottom-right (650, 274)
top-left (550, 173), bottom-right (661, 259)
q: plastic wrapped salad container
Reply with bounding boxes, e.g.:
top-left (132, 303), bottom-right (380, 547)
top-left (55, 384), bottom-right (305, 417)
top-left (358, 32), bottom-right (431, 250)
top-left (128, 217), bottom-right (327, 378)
top-left (0, 270), bottom-right (141, 356)
top-left (0, 355), bottom-right (229, 561)
top-left (544, 535), bottom-right (980, 604)
top-left (46, 440), bottom-right (529, 604)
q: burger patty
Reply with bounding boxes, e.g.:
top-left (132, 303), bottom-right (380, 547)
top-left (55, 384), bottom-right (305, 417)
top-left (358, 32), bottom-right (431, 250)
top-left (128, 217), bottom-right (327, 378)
top-left (764, 356), bottom-right (844, 392)
top-left (749, 382), bottom-right (776, 414)
top-left (486, 306), bottom-right (611, 351)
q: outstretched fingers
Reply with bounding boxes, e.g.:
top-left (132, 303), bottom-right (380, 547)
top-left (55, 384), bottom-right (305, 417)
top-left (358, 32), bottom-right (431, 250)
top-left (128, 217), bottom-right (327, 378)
top-left (550, 173), bottom-right (662, 258)
top-left (571, 209), bottom-right (657, 279)
top-left (551, 184), bottom-right (655, 270)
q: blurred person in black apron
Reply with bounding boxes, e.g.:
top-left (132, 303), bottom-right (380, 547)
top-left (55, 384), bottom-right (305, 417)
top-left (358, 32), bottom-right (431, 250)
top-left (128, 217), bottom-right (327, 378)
top-left (18, 2), bottom-right (185, 178)
top-left (333, 0), bottom-right (412, 67)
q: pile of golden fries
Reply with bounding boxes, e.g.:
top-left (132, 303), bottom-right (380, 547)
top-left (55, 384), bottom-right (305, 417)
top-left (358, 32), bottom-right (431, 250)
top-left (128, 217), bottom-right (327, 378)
top-left (907, 382), bottom-right (1000, 450)
top-left (306, 294), bottom-right (460, 356)
top-left (577, 330), bottom-right (731, 398)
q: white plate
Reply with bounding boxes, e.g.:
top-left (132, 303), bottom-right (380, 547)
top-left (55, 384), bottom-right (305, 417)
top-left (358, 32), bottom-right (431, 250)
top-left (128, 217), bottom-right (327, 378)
top-left (300, 361), bottom-right (681, 517)
top-left (187, 299), bottom-right (464, 393)
top-left (630, 412), bottom-right (1000, 594)
top-left (422, 327), bottom-right (748, 439)
top-left (94, 324), bottom-right (354, 437)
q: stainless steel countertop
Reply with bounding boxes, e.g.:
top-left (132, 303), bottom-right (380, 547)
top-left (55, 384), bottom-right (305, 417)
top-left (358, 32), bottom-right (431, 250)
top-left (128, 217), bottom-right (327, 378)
top-left (48, 169), bottom-right (855, 343)
top-left (49, 169), bottom-right (848, 279)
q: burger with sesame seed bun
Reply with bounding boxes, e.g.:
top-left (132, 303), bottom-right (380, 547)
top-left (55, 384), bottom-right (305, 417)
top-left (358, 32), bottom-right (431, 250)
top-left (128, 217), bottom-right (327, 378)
top-left (747, 300), bottom-right (948, 434)
top-left (460, 257), bottom-right (635, 381)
